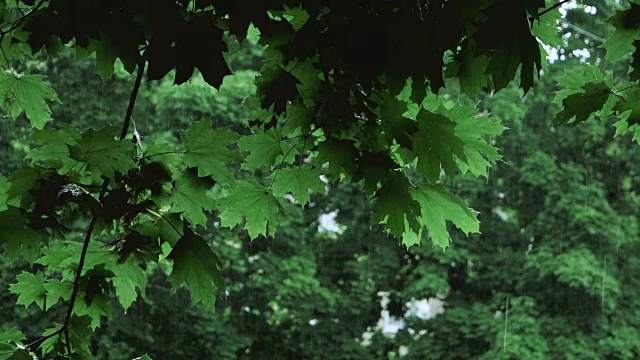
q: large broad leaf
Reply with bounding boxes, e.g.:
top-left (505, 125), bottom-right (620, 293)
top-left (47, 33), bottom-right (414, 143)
top-left (0, 206), bottom-right (47, 262)
top-left (26, 125), bottom-right (81, 169)
top-left (218, 180), bottom-right (282, 238)
top-left (181, 120), bottom-right (240, 182)
top-left (554, 81), bottom-right (612, 124)
top-left (8, 272), bottom-right (46, 310)
top-left (603, 4), bottom-right (640, 62)
top-left (168, 227), bottom-right (223, 308)
top-left (270, 164), bottom-right (326, 206)
top-left (412, 108), bottom-right (466, 181)
top-left (408, 185), bottom-right (480, 248)
top-left (371, 172), bottom-right (421, 237)
top-left (106, 256), bottom-right (147, 311)
top-left (455, 113), bottom-right (506, 177)
top-left (0, 72), bottom-right (60, 129)
top-left (237, 128), bottom-right (294, 171)
top-left (169, 170), bottom-right (216, 227)
top-left (68, 126), bottom-right (136, 180)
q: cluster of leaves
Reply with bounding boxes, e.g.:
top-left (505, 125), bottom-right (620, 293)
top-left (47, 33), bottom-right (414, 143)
top-left (1, 0), bottom-right (640, 358)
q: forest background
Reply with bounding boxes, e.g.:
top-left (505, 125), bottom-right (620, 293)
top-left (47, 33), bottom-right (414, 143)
top-left (2, 0), bottom-right (640, 359)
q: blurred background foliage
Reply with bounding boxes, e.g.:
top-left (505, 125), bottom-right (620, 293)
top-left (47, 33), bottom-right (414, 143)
top-left (3, 1), bottom-right (640, 359)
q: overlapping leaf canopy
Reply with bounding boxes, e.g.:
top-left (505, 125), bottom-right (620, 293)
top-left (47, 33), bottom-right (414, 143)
top-left (1, 0), bottom-right (640, 358)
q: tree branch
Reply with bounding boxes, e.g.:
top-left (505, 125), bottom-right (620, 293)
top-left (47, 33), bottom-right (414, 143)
top-left (26, 61), bottom-right (147, 358)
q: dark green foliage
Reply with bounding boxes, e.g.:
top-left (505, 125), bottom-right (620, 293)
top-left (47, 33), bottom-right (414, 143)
top-left (2, 0), bottom-right (640, 359)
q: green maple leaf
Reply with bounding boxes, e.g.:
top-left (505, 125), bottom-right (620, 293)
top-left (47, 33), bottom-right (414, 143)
top-left (371, 172), bottom-right (421, 237)
top-left (218, 179), bottom-right (282, 238)
top-left (554, 81), bottom-right (611, 124)
top-left (314, 137), bottom-right (359, 178)
top-left (74, 293), bottom-right (111, 330)
top-left (0, 72), bottom-right (60, 129)
top-left (0, 328), bottom-right (25, 360)
top-left (181, 120), bottom-right (240, 182)
top-left (168, 227), bottom-right (223, 308)
top-left (106, 256), bottom-right (147, 310)
top-left (271, 165), bottom-right (326, 206)
top-left (43, 279), bottom-right (72, 309)
top-left (603, 5), bottom-right (640, 62)
top-left (27, 125), bottom-right (81, 169)
top-left (454, 111), bottom-right (506, 177)
top-left (68, 126), bottom-right (136, 180)
top-left (238, 128), bottom-right (294, 171)
top-left (409, 185), bottom-right (479, 248)
top-left (0, 207), bottom-right (47, 262)
top-left (615, 87), bottom-right (640, 126)
top-left (170, 170), bottom-right (216, 226)
top-left (0, 176), bottom-right (10, 211)
top-left (9, 271), bottom-right (46, 310)
top-left (412, 108), bottom-right (466, 181)
top-left (531, 11), bottom-right (564, 48)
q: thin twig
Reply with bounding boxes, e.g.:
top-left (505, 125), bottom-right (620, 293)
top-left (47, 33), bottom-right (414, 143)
top-left (120, 63), bottom-right (145, 140)
top-left (534, 0), bottom-right (572, 19)
top-left (0, 0), bottom-right (47, 35)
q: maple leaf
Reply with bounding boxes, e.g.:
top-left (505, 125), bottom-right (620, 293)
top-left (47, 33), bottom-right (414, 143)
top-left (371, 172), bottom-right (421, 237)
top-left (168, 227), bottom-right (224, 308)
top-left (68, 126), bottom-right (136, 180)
top-left (237, 128), bottom-right (293, 171)
top-left (603, 4), bottom-right (640, 62)
top-left (0, 206), bottom-right (47, 262)
top-left (0, 72), bottom-right (60, 129)
top-left (43, 279), bottom-right (72, 309)
top-left (271, 164), bottom-right (326, 206)
top-left (218, 179), bottom-right (282, 238)
top-left (314, 137), bottom-right (359, 178)
top-left (615, 87), bottom-right (640, 126)
top-left (106, 256), bottom-right (147, 310)
top-left (454, 111), bottom-right (506, 177)
top-left (554, 81), bottom-right (612, 124)
top-left (0, 176), bottom-right (10, 211)
top-left (181, 120), bottom-right (240, 182)
top-left (412, 108), bottom-right (466, 181)
top-left (409, 185), bottom-right (479, 248)
top-left (0, 328), bottom-right (25, 359)
top-left (27, 125), bottom-right (81, 169)
top-left (170, 170), bottom-right (216, 227)
top-left (8, 272), bottom-right (46, 310)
